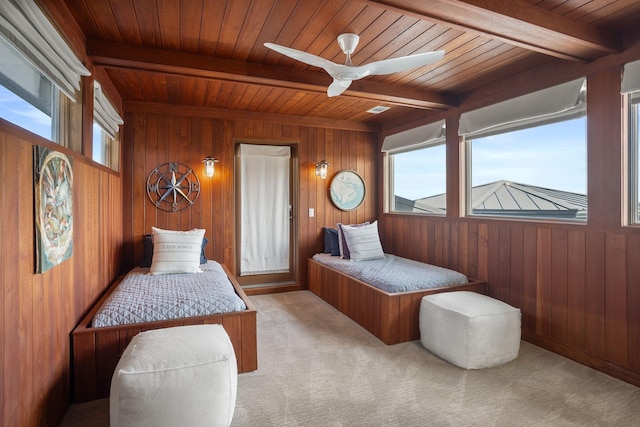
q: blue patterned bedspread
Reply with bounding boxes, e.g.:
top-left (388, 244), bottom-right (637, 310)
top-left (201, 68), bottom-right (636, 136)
top-left (92, 260), bottom-right (247, 327)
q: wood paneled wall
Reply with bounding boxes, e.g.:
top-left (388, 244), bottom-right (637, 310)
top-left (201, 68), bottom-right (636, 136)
top-left (379, 64), bottom-right (640, 387)
top-left (121, 107), bottom-right (378, 287)
top-left (0, 122), bottom-right (123, 426)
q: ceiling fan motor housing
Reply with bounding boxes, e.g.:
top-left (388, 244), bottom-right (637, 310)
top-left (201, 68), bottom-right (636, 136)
top-left (337, 33), bottom-right (359, 63)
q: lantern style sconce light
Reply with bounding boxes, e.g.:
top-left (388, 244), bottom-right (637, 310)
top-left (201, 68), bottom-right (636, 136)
top-left (202, 156), bottom-right (219, 178)
top-left (315, 160), bottom-right (330, 179)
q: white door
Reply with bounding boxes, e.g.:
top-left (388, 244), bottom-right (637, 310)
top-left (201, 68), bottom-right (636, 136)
top-left (237, 143), bottom-right (293, 285)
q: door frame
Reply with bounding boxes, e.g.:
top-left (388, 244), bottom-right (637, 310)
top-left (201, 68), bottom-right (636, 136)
top-left (234, 139), bottom-right (299, 289)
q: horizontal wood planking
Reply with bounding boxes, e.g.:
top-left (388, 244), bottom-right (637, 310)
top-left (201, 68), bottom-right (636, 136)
top-left (0, 120), bottom-right (123, 427)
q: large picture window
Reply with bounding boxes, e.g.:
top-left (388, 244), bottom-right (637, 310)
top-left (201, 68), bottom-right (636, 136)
top-left (461, 79), bottom-right (587, 221)
top-left (383, 120), bottom-right (447, 214)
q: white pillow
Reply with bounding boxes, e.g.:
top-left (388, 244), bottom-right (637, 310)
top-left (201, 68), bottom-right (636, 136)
top-left (340, 221), bottom-right (384, 261)
top-left (149, 227), bottom-right (205, 275)
top-left (337, 221), bottom-right (369, 259)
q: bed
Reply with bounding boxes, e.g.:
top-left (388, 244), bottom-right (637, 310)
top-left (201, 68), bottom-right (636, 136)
top-left (71, 260), bottom-right (257, 403)
top-left (308, 253), bottom-right (487, 345)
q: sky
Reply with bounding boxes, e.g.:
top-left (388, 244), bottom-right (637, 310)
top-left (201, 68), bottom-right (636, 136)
top-left (2, 85), bottom-right (633, 205)
top-left (0, 85), bottom-right (105, 162)
top-left (0, 86), bottom-right (51, 139)
top-left (393, 117), bottom-right (587, 200)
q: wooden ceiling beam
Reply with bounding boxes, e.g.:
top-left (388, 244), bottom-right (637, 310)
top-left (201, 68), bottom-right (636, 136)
top-left (87, 40), bottom-right (457, 110)
top-left (364, 0), bottom-right (621, 62)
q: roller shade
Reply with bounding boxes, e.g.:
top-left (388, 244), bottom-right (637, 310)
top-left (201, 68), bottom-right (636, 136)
top-left (459, 78), bottom-right (586, 140)
top-left (0, 37), bottom-right (52, 114)
top-left (0, 0), bottom-right (90, 101)
top-left (382, 119), bottom-right (445, 154)
top-left (94, 81), bottom-right (123, 138)
top-left (622, 59), bottom-right (640, 95)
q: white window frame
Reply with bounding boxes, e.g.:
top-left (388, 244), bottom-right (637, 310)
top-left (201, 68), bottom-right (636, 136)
top-left (622, 60), bottom-right (640, 225)
top-left (92, 80), bottom-right (122, 170)
top-left (382, 120), bottom-right (447, 215)
top-left (385, 143), bottom-right (447, 214)
top-left (628, 92), bottom-right (640, 224)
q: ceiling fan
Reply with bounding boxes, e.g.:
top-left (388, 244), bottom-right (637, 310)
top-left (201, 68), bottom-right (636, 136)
top-left (264, 33), bottom-right (444, 97)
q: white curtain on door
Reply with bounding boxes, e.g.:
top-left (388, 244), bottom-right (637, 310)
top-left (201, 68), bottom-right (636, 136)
top-left (239, 144), bottom-right (291, 275)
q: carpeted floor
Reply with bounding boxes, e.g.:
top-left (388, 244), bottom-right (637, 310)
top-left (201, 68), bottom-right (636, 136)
top-left (60, 290), bottom-right (640, 426)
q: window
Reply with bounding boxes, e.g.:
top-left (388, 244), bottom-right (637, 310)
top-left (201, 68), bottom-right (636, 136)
top-left (92, 122), bottom-right (108, 165)
top-left (0, 36), bottom-right (58, 140)
top-left (388, 144), bottom-right (447, 213)
top-left (629, 92), bottom-right (640, 224)
top-left (0, 0), bottom-right (89, 143)
top-left (382, 120), bottom-right (447, 214)
top-left (623, 60), bottom-right (640, 224)
top-left (93, 81), bottom-right (122, 170)
top-left (461, 79), bottom-right (587, 221)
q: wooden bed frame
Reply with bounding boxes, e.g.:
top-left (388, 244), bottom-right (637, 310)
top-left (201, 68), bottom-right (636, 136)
top-left (308, 258), bottom-right (488, 345)
top-left (71, 264), bottom-right (257, 403)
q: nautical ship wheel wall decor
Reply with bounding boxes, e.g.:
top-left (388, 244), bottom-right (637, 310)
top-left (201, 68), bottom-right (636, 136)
top-left (146, 162), bottom-right (200, 212)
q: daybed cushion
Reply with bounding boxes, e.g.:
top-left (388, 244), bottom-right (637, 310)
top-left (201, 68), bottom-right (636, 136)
top-left (110, 324), bottom-right (237, 427)
top-left (92, 260), bottom-right (247, 327)
top-left (340, 220), bottom-right (384, 261)
top-left (149, 227), bottom-right (205, 275)
top-left (312, 253), bottom-right (468, 292)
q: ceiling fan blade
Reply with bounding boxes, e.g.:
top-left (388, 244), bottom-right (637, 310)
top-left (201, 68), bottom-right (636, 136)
top-left (264, 42), bottom-right (336, 70)
top-left (265, 38), bottom-right (444, 98)
top-left (327, 79), bottom-right (352, 97)
top-left (363, 50), bottom-right (445, 76)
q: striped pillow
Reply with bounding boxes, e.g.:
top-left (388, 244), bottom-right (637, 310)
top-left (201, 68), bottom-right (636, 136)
top-left (340, 221), bottom-right (384, 262)
top-left (337, 221), bottom-right (369, 259)
top-left (149, 227), bottom-right (205, 275)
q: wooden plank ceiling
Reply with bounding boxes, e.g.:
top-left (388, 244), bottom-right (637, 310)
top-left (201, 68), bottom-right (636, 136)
top-left (62, 0), bottom-right (640, 127)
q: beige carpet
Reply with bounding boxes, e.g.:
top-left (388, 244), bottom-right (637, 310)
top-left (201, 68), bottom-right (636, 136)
top-left (60, 290), bottom-right (640, 427)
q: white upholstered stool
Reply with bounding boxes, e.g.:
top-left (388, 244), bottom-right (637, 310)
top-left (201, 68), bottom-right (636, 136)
top-left (110, 324), bottom-right (237, 427)
top-left (419, 291), bottom-right (521, 369)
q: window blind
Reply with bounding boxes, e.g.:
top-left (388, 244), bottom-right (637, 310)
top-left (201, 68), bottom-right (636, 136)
top-left (459, 78), bottom-right (586, 140)
top-left (622, 59), bottom-right (640, 95)
top-left (381, 119), bottom-right (446, 154)
top-left (94, 81), bottom-right (123, 138)
top-left (0, 0), bottom-right (90, 101)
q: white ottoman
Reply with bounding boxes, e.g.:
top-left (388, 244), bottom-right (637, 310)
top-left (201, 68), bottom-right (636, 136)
top-left (420, 291), bottom-right (521, 369)
top-left (110, 324), bottom-right (237, 427)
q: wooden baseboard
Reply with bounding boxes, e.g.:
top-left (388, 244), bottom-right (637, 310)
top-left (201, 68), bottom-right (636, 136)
top-left (243, 283), bottom-right (302, 296)
top-left (522, 331), bottom-right (640, 388)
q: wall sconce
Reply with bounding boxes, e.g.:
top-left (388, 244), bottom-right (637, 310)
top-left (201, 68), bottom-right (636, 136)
top-left (315, 160), bottom-right (330, 179)
top-left (202, 156), bottom-right (219, 178)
